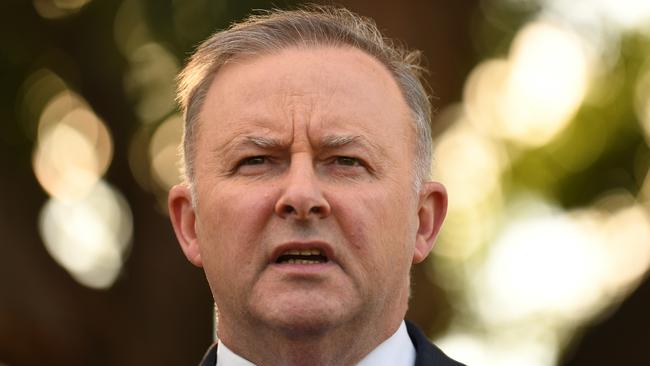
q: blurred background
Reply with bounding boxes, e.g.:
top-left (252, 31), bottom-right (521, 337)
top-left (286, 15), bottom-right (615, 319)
top-left (1, 0), bottom-right (649, 365)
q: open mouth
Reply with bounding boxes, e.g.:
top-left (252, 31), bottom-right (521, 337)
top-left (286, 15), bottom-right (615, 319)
top-left (275, 248), bottom-right (329, 264)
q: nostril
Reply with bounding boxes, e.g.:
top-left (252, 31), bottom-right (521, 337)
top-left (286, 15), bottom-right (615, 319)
top-left (282, 205), bottom-right (295, 215)
top-left (275, 198), bottom-right (330, 219)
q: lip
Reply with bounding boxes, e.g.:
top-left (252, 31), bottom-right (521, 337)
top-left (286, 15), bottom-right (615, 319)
top-left (269, 241), bottom-right (337, 265)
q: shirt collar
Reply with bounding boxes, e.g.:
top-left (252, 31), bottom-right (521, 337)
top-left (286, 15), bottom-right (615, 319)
top-left (215, 321), bottom-right (415, 366)
top-left (356, 321), bottom-right (416, 366)
top-left (216, 340), bottom-right (255, 366)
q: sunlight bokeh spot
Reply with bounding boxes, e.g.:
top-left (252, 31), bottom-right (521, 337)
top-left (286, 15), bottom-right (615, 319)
top-left (36, 91), bottom-right (86, 141)
top-left (18, 69), bottom-right (68, 139)
top-left (433, 121), bottom-right (507, 210)
top-left (500, 21), bottom-right (590, 146)
top-left (436, 329), bottom-right (558, 366)
top-left (33, 91), bottom-right (113, 201)
top-left (464, 59), bottom-right (510, 138)
top-left (635, 66), bottom-right (650, 145)
top-left (33, 0), bottom-right (92, 19)
top-left (537, 0), bottom-right (650, 32)
top-left (474, 198), bottom-right (604, 323)
top-left (34, 122), bottom-right (101, 200)
top-left (113, 0), bottom-right (152, 57)
top-left (124, 43), bottom-right (179, 124)
top-left (464, 21), bottom-right (590, 147)
top-left (38, 180), bottom-right (133, 289)
top-left (600, 203), bottom-right (650, 291)
top-left (149, 114), bottom-right (183, 190)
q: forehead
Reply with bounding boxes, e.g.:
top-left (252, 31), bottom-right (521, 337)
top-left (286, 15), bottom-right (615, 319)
top-left (198, 46), bottom-right (413, 144)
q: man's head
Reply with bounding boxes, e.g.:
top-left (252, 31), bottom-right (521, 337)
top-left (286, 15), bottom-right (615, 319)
top-left (168, 5), bottom-right (447, 365)
top-left (176, 6), bottom-right (433, 193)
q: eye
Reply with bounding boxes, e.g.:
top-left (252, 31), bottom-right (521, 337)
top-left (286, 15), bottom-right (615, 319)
top-left (334, 156), bottom-right (362, 166)
top-left (232, 156), bottom-right (274, 175)
top-left (239, 156), bottom-right (268, 166)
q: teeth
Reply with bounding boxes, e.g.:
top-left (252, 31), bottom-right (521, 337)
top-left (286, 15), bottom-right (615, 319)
top-left (285, 259), bottom-right (321, 264)
top-left (282, 248), bottom-right (322, 256)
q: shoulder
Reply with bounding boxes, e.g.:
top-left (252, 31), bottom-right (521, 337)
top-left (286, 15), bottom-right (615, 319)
top-left (406, 321), bottom-right (467, 366)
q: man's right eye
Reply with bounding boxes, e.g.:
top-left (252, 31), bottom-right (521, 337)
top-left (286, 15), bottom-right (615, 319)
top-left (240, 156), bottom-right (267, 165)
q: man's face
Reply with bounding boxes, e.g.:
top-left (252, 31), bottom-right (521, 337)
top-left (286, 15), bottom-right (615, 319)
top-left (169, 47), bottom-right (446, 336)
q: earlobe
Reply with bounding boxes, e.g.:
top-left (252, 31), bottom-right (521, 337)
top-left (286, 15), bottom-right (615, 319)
top-left (413, 182), bottom-right (448, 263)
top-left (168, 184), bottom-right (203, 267)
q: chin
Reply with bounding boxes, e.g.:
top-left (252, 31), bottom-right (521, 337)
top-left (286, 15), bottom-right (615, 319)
top-left (251, 293), bottom-right (357, 338)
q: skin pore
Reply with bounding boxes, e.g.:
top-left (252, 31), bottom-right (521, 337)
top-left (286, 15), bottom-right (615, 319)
top-left (168, 46), bottom-right (447, 366)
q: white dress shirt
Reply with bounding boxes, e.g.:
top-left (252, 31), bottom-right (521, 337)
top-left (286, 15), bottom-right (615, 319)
top-left (216, 321), bottom-right (416, 366)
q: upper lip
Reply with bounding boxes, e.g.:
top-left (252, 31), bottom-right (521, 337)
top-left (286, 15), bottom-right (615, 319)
top-left (270, 241), bottom-right (336, 264)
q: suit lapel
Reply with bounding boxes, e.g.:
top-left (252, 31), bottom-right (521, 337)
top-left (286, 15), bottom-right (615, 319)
top-left (199, 342), bottom-right (218, 366)
top-left (406, 321), bottom-right (466, 366)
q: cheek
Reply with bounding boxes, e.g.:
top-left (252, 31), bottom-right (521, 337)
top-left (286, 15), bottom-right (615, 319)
top-left (333, 186), bottom-right (417, 267)
top-left (197, 184), bottom-right (278, 264)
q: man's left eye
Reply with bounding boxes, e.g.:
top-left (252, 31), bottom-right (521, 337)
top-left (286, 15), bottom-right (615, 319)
top-left (334, 156), bottom-right (361, 166)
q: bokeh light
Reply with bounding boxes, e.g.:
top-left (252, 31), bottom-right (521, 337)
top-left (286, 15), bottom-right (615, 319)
top-left (463, 58), bottom-right (509, 139)
top-left (437, 329), bottom-right (558, 366)
top-left (465, 21), bottom-right (591, 147)
top-left (115, 0), bottom-right (183, 206)
top-left (598, 199), bottom-right (650, 292)
top-left (27, 71), bottom-right (132, 290)
top-left (442, 192), bottom-right (650, 364)
top-left (500, 22), bottom-right (590, 145)
top-left (32, 91), bottom-right (113, 201)
top-left (636, 65), bottom-right (650, 145)
top-left (149, 114), bottom-right (183, 191)
top-left (17, 69), bottom-right (68, 139)
top-left (116, 0), bottom-right (181, 125)
top-left (33, 0), bottom-right (93, 19)
top-left (473, 197), bottom-right (604, 323)
top-left (536, 0), bottom-right (650, 32)
top-left (123, 43), bottom-right (179, 124)
top-left (433, 118), bottom-right (507, 210)
top-left (435, 5), bottom-right (650, 360)
top-left (432, 110), bottom-right (507, 260)
top-left (113, 0), bottom-right (152, 58)
top-left (38, 180), bottom-right (133, 289)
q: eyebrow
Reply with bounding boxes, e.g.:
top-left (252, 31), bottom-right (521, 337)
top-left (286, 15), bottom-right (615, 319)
top-left (320, 135), bottom-right (360, 148)
top-left (320, 135), bottom-right (385, 157)
top-left (216, 135), bottom-right (286, 155)
top-left (219, 133), bottom-right (385, 156)
top-left (242, 136), bottom-right (285, 149)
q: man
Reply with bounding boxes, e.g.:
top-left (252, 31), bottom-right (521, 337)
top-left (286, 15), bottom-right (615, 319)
top-left (168, 5), bottom-right (463, 366)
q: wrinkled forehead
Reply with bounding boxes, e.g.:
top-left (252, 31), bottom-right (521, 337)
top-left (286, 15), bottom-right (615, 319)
top-left (198, 46), bottom-right (414, 141)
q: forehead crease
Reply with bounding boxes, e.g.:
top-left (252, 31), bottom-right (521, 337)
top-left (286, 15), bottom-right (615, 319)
top-left (215, 133), bottom-right (290, 154)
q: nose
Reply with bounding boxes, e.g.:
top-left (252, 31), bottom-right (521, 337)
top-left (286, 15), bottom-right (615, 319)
top-left (274, 157), bottom-right (331, 220)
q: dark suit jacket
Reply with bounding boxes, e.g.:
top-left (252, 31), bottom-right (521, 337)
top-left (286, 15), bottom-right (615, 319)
top-left (199, 321), bottom-right (466, 365)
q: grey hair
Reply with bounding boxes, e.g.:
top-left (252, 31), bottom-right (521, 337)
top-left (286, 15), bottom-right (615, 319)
top-left (176, 4), bottom-right (433, 194)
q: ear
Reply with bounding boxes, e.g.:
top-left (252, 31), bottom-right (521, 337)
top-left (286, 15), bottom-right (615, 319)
top-left (413, 181), bottom-right (448, 263)
top-left (168, 184), bottom-right (203, 267)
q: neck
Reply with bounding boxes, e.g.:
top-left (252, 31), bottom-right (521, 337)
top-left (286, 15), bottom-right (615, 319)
top-left (217, 306), bottom-right (406, 366)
